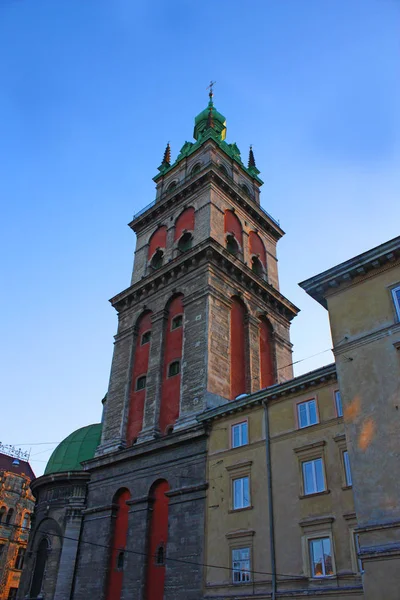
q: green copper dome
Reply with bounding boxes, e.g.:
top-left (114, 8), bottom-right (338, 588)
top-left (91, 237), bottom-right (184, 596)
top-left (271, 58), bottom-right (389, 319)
top-left (193, 95), bottom-right (226, 141)
top-left (45, 423), bottom-right (102, 475)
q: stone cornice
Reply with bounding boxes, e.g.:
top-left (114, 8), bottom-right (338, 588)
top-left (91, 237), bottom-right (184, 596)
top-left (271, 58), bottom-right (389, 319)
top-left (31, 471), bottom-right (90, 494)
top-left (299, 236), bottom-right (400, 309)
top-left (198, 363), bottom-right (337, 423)
top-left (129, 161), bottom-right (283, 240)
top-left (110, 238), bottom-right (299, 321)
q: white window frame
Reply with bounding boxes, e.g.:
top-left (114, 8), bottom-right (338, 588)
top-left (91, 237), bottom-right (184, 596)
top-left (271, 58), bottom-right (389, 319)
top-left (343, 451), bottom-right (352, 486)
top-left (231, 421), bottom-right (248, 448)
top-left (232, 476), bottom-right (250, 510)
top-left (232, 547), bottom-right (251, 583)
top-left (297, 399), bottom-right (319, 429)
top-left (302, 458), bottom-right (326, 495)
top-left (334, 390), bottom-right (343, 418)
top-left (392, 285), bottom-right (400, 320)
top-left (309, 536), bottom-right (334, 578)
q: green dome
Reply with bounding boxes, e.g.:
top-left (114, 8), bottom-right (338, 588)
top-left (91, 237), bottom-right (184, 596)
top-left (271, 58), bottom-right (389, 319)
top-left (194, 99), bottom-right (226, 141)
top-left (45, 423), bottom-right (102, 475)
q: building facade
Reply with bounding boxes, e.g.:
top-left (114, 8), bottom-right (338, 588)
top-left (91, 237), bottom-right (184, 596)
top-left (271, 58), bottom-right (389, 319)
top-left (200, 364), bottom-right (363, 599)
top-left (300, 236), bottom-right (400, 600)
top-left (0, 452), bottom-right (35, 600)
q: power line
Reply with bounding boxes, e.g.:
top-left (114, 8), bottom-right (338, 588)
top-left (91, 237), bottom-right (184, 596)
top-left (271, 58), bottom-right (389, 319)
top-left (7, 522), bottom-right (302, 581)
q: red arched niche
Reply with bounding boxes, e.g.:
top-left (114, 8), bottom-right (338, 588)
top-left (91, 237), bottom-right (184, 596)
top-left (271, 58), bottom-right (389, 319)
top-left (174, 207), bottom-right (195, 241)
top-left (145, 480), bottom-right (170, 600)
top-left (159, 295), bottom-right (184, 433)
top-left (224, 210), bottom-right (243, 248)
top-left (260, 317), bottom-right (276, 388)
top-left (230, 296), bottom-right (247, 399)
top-left (249, 231), bottom-right (267, 270)
top-left (105, 488), bottom-right (131, 600)
top-left (148, 226), bottom-right (167, 260)
top-left (126, 311), bottom-right (152, 445)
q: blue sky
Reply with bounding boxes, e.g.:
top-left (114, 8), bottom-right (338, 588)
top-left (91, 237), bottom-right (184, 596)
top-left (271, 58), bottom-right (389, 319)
top-left (1, 0), bottom-right (399, 475)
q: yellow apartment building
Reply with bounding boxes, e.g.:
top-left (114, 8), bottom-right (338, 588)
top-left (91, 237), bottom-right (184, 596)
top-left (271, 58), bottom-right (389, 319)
top-left (300, 235), bottom-right (400, 600)
top-left (199, 363), bottom-right (364, 599)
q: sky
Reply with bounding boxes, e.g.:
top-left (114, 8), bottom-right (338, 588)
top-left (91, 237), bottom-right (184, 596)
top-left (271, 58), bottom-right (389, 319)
top-left (1, 0), bottom-right (399, 476)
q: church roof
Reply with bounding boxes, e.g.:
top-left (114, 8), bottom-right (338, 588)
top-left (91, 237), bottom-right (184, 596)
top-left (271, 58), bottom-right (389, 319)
top-left (0, 452), bottom-right (35, 480)
top-left (44, 423), bottom-right (102, 475)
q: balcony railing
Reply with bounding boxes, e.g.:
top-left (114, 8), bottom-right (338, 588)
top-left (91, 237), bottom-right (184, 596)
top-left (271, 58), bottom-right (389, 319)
top-left (131, 162), bottom-right (280, 228)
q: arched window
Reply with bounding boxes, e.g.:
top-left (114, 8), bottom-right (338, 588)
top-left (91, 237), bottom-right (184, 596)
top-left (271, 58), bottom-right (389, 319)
top-left (148, 226), bottom-right (167, 263)
top-left (224, 210), bottom-right (243, 255)
top-left (251, 256), bottom-right (263, 277)
top-left (22, 513), bottom-right (30, 530)
top-left (151, 249), bottom-right (164, 270)
top-left (156, 543), bottom-right (165, 565)
top-left (136, 375), bottom-right (147, 391)
top-left (0, 507), bottom-right (6, 523)
top-left (260, 317), bottom-right (276, 388)
top-left (226, 234), bottom-right (239, 256)
top-left (105, 489), bottom-right (131, 600)
top-left (219, 164), bottom-right (228, 176)
top-left (230, 297), bottom-right (247, 400)
top-left (167, 181), bottom-right (177, 193)
top-left (6, 508), bottom-right (13, 525)
top-left (30, 538), bottom-right (49, 598)
top-left (178, 231), bottom-right (193, 252)
top-left (174, 207), bottom-right (195, 246)
top-left (127, 311), bottom-right (152, 445)
top-left (241, 183), bottom-right (251, 197)
top-left (190, 163), bottom-right (201, 175)
top-left (145, 480), bottom-right (170, 600)
top-left (249, 231), bottom-right (267, 275)
top-left (159, 295), bottom-right (184, 433)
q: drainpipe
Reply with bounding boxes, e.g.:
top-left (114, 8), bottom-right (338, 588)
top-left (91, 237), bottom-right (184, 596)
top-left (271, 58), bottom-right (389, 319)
top-left (263, 401), bottom-right (276, 600)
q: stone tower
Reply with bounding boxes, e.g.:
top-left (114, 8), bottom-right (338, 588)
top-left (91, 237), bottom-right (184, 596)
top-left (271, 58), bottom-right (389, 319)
top-left (22, 92), bottom-right (299, 600)
top-left (98, 89), bottom-right (298, 456)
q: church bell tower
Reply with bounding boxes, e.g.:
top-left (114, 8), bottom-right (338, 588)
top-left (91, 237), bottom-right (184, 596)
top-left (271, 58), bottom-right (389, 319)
top-left (98, 88), bottom-right (299, 455)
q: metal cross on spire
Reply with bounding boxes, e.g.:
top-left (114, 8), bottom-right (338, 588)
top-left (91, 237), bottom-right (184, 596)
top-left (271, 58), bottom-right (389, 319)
top-left (206, 80), bottom-right (216, 101)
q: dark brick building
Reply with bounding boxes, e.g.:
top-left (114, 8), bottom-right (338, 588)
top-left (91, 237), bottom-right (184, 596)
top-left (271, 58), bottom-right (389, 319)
top-left (18, 90), bottom-right (297, 600)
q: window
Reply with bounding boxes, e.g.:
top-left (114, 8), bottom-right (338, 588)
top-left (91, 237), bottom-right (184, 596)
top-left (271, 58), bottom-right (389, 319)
top-left (309, 537), bottom-right (333, 577)
top-left (297, 399), bottom-right (318, 428)
top-left (343, 451), bottom-right (352, 486)
top-left (233, 476), bottom-right (250, 509)
top-left (231, 422), bottom-right (248, 448)
top-left (156, 543), bottom-right (165, 565)
top-left (251, 256), bottom-right (263, 276)
top-left (226, 234), bottom-right (239, 256)
top-left (178, 232), bottom-right (193, 252)
top-left (136, 375), bottom-right (147, 391)
top-left (0, 544), bottom-right (4, 558)
top-left (151, 249), bottom-right (164, 270)
top-left (241, 184), bottom-right (251, 198)
top-left (116, 550), bottom-right (124, 570)
top-left (392, 285), bottom-right (400, 319)
top-left (141, 330), bottom-right (151, 345)
top-left (5, 508), bottom-right (13, 525)
top-left (302, 458), bottom-right (325, 495)
top-left (15, 547), bottom-right (25, 570)
top-left (334, 390), bottom-right (343, 417)
top-left (0, 506), bottom-right (6, 523)
top-left (191, 163), bottom-right (201, 175)
top-left (22, 513), bottom-right (31, 530)
top-left (171, 314), bottom-right (183, 330)
top-left (168, 361), bottom-right (180, 377)
top-left (7, 589), bottom-right (18, 600)
top-left (232, 547), bottom-right (251, 583)
top-left (353, 533), bottom-right (364, 573)
top-left (167, 181), bottom-right (177, 193)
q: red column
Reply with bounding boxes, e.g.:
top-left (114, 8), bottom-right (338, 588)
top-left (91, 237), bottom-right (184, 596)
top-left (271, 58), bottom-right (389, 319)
top-left (145, 480), bottom-right (170, 600)
top-left (105, 489), bottom-right (131, 600)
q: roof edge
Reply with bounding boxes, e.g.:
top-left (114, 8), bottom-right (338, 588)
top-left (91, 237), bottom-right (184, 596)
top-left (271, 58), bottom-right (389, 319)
top-left (299, 236), bottom-right (400, 308)
top-left (198, 362), bottom-right (336, 423)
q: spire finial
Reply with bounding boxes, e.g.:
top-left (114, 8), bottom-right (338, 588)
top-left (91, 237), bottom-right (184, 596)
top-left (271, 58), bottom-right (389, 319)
top-left (206, 80), bottom-right (216, 104)
top-left (162, 142), bottom-right (171, 167)
top-left (248, 145), bottom-right (256, 169)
